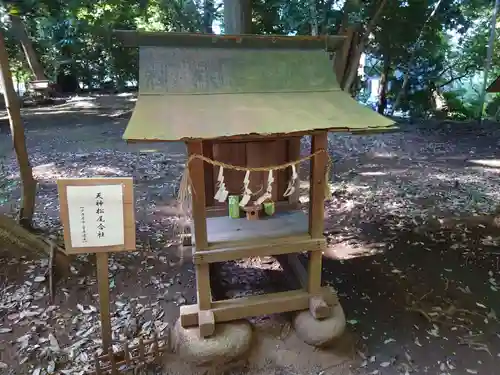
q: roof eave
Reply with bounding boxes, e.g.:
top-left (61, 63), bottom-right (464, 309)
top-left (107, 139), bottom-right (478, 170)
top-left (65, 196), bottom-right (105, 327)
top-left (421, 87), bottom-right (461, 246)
top-left (486, 76), bottom-right (500, 93)
top-left (122, 126), bottom-right (400, 143)
top-left (113, 30), bottom-right (346, 52)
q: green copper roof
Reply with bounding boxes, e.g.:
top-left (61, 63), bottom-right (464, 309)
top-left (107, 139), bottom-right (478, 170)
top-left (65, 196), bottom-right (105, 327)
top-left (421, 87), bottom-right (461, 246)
top-left (487, 76), bottom-right (500, 93)
top-left (118, 33), bottom-right (395, 141)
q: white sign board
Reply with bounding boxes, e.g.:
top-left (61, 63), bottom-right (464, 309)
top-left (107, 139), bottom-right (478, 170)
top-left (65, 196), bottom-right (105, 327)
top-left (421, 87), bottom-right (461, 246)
top-left (66, 185), bottom-right (125, 248)
top-left (57, 178), bottom-right (135, 254)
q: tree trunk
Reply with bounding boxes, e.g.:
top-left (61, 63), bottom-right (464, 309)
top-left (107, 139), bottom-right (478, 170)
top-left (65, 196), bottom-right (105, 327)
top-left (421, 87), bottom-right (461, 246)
top-left (377, 53), bottom-right (391, 114)
top-left (203, 0), bottom-right (215, 33)
top-left (9, 15), bottom-right (46, 81)
top-left (223, 0), bottom-right (252, 34)
top-left (309, 0), bottom-right (319, 36)
top-left (334, 26), bottom-right (356, 89)
top-left (341, 0), bottom-right (388, 95)
top-left (477, 0), bottom-right (500, 123)
top-left (0, 30), bottom-right (70, 283)
top-left (320, 0), bottom-right (335, 34)
top-left (0, 30), bottom-right (37, 229)
top-left (0, 214), bottom-right (70, 279)
top-left (15, 70), bottom-right (20, 94)
top-left (424, 204), bottom-right (500, 234)
top-left (389, 0), bottom-right (444, 116)
top-left (429, 82), bottom-right (447, 118)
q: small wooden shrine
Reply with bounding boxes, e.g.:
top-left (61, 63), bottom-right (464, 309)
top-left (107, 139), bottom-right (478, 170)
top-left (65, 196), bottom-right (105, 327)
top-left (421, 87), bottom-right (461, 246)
top-left (115, 31), bottom-right (395, 338)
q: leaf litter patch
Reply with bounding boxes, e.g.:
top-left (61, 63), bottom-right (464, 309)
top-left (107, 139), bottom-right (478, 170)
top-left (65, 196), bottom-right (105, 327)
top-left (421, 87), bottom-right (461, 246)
top-left (321, 126), bottom-right (500, 374)
top-left (1, 106), bottom-right (500, 374)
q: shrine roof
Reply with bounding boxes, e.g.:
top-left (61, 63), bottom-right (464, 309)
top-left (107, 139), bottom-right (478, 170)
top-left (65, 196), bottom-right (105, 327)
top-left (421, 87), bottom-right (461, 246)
top-left (115, 32), bottom-right (396, 142)
top-left (487, 76), bottom-right (500, 93)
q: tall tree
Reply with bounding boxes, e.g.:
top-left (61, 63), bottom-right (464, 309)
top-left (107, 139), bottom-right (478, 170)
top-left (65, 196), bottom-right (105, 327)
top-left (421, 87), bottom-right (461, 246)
top-left (5, 4), bottom-right (47, 80)
top-left (0, 29), bottom-right (37, 228)
top-left (338, 0), bottom-right (389, 94)
top-left (477, 0), bottom-right (500, 121)
top-left (309, 0), bottom-right (319, 35)
top-left (203, 0), bottom-right (216, 33)
top-left (389, 0), bottom-right (445, 115)
top-left (0, 28), bottom-right (69, 277)
top-left (223, 0), bottom-right (252, 33)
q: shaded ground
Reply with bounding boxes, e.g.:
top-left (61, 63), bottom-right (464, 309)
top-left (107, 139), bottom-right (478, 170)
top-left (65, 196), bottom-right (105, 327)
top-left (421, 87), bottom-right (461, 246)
top-left (1, 95), bottom-right (500, 374)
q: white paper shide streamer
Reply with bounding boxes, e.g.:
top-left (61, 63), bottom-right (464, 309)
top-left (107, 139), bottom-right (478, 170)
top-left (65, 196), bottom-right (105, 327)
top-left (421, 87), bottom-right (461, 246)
top-left (214, 166), bottom-right (229, 203)
top-left (239, 170), bottom-right (253, 207)
top-left (283, 164), bottom-right (298, 197)
top-left (255, 170), bottom-right (274, 205)
top-left (211, 162), bottom-right (301, 208)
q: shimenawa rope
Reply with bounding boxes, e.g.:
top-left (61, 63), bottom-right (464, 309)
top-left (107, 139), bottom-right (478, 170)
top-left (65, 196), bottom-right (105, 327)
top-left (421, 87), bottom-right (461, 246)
top-left (175, 149), bottom-right (332, 236)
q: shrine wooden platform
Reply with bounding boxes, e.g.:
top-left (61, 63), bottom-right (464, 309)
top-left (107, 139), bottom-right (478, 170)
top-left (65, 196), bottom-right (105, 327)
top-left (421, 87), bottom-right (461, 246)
top-left (183, 207), bottom-right (330, 335)
top-left (191, 210), bottom-right (325, 265)
top-left (204, 210), bottom-right (308, 243)
top-left (197, 210), bottom-right (309, 245)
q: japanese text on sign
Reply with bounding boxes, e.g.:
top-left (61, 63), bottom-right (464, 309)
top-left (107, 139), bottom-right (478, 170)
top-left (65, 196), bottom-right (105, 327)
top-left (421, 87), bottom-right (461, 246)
top-left (66, 185), bottom-right (125, 248)
top-left (95, 192), bottom-right (105, 239)
top-left (80, 206), bottom-right (88, 244)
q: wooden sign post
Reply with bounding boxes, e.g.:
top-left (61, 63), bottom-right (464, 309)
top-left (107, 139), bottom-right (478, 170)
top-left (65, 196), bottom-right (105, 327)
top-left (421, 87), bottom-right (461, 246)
top-left (57, 177), bottom-right (136, 353)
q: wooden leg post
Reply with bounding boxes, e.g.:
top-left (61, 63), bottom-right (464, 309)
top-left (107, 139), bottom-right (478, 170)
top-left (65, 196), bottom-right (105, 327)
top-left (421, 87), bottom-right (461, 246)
top-left (307, 132), bottom-right (330, 319)
top-left (187, 141), bottom-right (215, 337)
top-left (96, 252), bottom-right (113, 352)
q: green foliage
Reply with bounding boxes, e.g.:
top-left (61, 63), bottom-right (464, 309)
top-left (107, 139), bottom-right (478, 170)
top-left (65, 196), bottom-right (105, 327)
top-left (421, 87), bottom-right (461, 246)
top-left (402, 89), bottom-right (433, 118)
top-left (0, 0), bottom-right (496, 119)
top-left (1, 0), bottom-right (223, 89)
top-left (442, 90), bottom-right (481, 120)
top-left (365, 0), bottom-right (497, 117)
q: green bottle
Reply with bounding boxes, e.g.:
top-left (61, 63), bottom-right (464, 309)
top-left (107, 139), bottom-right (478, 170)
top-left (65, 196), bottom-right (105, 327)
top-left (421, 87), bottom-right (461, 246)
top-left (263, 202), bottom-right (275, 216)
top-left (228, 195), bottom-right (240, 218)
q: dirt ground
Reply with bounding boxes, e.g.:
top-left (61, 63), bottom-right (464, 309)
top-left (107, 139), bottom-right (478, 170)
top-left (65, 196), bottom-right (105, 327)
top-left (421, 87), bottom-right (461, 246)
top-left (1, 95), bottom-right (500, 374)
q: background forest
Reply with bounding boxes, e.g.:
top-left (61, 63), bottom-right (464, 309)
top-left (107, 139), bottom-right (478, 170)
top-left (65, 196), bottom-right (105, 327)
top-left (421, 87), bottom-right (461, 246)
top-left (0, 0), bottom-right (499, 119)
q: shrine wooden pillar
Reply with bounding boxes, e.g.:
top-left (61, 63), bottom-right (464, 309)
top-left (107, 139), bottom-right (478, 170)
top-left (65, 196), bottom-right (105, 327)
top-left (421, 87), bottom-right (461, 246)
top-left (307, 132), bottom-right (328, 295)
top-left (187, 141), bottom-right (215, 337)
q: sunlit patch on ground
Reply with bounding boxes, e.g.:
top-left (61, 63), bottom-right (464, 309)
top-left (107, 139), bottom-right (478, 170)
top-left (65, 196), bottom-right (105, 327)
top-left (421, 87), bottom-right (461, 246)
top-left (323, 241), bottom-right (384, 260)
top-left (31, 162), bottom-right (127, 180)
top-left (468, 159), bottom-right (500, 168)
top-left (468, 166), bottom-right (500, 174)
top-left (358, 170), bottom-right (388, 176)
top-left (31, 109), bottom-right (87, 116)
top-left (87, 165), bottom-right (126, 175)
top-left (369, 151), bottom-right (399, 158)
top-left (33, 162), bottom-right (56, 172)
